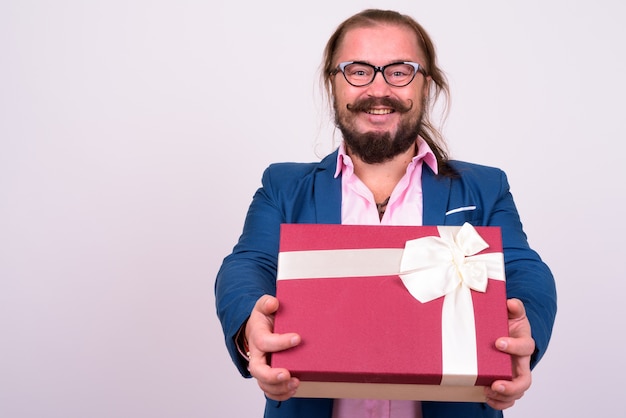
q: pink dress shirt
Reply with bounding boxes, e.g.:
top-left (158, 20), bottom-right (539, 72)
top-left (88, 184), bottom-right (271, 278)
top-left (331, 138), bottom-right (438, 418)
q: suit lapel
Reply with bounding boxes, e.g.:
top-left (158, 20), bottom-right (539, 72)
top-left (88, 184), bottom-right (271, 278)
top-left (314, 150), bottom-right (342, 225)
top-left (422, 164), bottom-right (451, 226)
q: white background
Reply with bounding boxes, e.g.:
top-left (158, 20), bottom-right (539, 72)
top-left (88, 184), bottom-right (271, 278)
top-left (1, 1), bottom-right (624, 417)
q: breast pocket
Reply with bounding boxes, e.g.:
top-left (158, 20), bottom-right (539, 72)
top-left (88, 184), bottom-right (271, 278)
top-left (444, 205), bottom-right (480, 224)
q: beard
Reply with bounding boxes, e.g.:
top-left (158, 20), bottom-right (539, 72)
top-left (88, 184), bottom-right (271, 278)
top-left (335, 96), bottom-right (424, 164)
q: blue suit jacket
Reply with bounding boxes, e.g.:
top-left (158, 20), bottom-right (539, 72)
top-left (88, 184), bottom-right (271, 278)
top-left (215, 150), bottom-right (557, 418)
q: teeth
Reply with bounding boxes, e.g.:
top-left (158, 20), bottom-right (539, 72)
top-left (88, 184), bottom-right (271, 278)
top-left (367, 108), bottom-right (393, 115)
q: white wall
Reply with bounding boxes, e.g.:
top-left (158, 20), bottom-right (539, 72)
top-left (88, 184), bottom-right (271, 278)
top-left (1, 1), bottom-right (623, 417)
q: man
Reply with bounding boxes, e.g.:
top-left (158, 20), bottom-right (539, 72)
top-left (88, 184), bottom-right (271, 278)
top-left (215, 9), bottom-right (557, 418)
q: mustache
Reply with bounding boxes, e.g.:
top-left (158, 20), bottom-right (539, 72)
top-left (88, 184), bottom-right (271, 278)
top-left (346, 97), bottom-right (414, 113)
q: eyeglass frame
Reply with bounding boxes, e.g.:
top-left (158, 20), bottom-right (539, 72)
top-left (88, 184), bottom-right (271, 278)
top-left (330, 61), bottom-right (428, 87)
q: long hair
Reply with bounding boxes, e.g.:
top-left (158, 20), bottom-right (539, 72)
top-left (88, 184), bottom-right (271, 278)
top-left (321, 9), bottom-right (456, 176)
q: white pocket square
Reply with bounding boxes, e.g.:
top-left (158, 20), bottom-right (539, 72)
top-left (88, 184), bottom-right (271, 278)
top-left (445, 205), bottom-right (477, 216)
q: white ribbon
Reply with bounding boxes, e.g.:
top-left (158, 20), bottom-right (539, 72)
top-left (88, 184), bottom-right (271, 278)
top-left (399, 223), bottom-right (505, 385)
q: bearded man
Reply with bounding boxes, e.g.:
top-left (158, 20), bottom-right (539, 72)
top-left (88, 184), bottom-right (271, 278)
top-left (215, 8), bottom-right (557, 418)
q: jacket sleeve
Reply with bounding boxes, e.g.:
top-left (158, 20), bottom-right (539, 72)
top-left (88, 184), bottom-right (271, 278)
top-left (214, 160), bottom-right (325, 377)
top-left (214, 165), bottom-right (286, 377)
top-left (480, 168), bottom-right (557, 368)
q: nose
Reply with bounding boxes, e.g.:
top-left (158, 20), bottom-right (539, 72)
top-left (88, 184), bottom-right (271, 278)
top-left (367, 70), bottom-right (393, 95)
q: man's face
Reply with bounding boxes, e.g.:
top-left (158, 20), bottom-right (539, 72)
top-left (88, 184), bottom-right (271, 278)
top-left (332, 24), bottom-right (429, 164)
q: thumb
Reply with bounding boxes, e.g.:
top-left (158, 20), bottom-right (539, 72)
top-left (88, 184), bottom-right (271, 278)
top-left (256, 294), bottom-right (279, 316)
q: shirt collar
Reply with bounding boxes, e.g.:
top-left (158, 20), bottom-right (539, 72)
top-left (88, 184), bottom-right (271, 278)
top-left (334, 137), bottom-right (439, 178)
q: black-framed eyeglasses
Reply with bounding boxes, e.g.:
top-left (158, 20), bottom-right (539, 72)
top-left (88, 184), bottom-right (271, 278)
top-left (331, 61), bottom-right (427, 87)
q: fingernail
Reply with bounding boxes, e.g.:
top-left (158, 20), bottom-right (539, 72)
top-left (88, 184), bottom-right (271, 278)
top-left (290, 336), bottom-right (300, 345)
top-left (277, 372), bottom-right (285, 381)
top-left (496, 339), bottom-right (508, 350)
top-left (497, 384), bottom-right (505, 393)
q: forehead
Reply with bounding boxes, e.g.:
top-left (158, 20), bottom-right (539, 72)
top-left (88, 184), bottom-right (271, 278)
top-left (335, 24), bottom-right (424, 64)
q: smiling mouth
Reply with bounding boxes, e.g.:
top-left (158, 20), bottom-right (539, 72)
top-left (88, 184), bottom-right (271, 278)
top-left (366, 108), bottom-right (394, 115)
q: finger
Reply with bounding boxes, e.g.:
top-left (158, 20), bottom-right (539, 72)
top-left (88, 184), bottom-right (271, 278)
top-left (255, 294), bottom-right (280, 316)
top-left (485, 395), bottom-right (516, 411)
top-left (250, 359), bottom-right (300, 401)
top-left (488, 373), bottom-right (531, 398)
top-left (248, 295), bottom-right (301, 354)
top-left (495, 335), bottom-right (535, 356)
top-left (484, 376), bottom-right (529, 410)
top-left (496, 298), bottom-right (534, 356)
top-left (246, 335), bottom-right (300, 374)
top-left (254, 333), bottom-right (302, 356)
top-left (246, 317), bottom-right (301, 357)
top-left (506, 298), bottom-right (526, 319)
top-left (247, 350), bottom-right (280, 383)
top-left (484, 386), bottom-right (526, 410)
top-left (259, 373), bottom-right (300, 401)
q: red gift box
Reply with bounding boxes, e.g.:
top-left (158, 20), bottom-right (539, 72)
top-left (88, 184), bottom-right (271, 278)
top-left (271, 223), bottom-right (512, 402)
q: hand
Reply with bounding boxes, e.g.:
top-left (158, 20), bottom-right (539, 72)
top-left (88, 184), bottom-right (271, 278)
top-left (485, 298), bottom-right (535, 410)
top-left (246, 294), bottom-right (301, 401)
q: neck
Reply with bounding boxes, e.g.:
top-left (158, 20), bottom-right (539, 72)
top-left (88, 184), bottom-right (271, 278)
top-left (349, 142), bottom-right (417, 203)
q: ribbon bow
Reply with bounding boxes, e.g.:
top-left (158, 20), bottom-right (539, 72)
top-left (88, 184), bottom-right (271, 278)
top-left (399, 222), bottom-right (504, 303)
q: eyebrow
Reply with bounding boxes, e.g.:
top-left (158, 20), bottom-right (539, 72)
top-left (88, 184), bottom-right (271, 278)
top-left (345, 59), bottom-right (418, 65)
